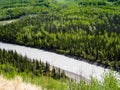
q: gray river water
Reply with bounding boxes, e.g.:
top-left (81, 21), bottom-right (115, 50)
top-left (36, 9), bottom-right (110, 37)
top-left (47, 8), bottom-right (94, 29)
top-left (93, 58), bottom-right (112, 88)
top-left (0, 42), bottom-right (120, 82)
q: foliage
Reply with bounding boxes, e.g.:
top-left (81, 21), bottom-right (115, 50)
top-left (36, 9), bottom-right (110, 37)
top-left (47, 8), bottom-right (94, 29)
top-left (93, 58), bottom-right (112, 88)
top-left (0, 0), bottom-right (120, 89)
top-left (0, 0), bottom-right (120, 71)
top-left (0, 49), bottom-right (120, 90)
top-left (0, 49), bottom-right (66, 80)
top-left (0, 10), bottom-right (120, 70)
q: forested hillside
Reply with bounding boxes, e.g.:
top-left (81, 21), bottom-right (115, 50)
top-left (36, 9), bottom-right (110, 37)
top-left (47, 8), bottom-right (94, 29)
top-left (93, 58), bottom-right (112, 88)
top-left (0, 0), bottom-right (120, 70)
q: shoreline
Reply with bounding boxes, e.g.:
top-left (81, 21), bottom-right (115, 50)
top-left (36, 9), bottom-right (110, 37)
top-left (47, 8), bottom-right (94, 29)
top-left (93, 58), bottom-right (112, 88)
top-left (0, 42), bottom-right (119, 82)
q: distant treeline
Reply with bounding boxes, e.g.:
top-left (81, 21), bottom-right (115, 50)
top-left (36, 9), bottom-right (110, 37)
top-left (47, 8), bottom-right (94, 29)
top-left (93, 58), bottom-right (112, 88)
top-left (0, 0), bottom-right (120, 21)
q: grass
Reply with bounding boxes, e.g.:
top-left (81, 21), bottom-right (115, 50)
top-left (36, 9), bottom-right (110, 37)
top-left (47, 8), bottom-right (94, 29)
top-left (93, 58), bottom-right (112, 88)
top-left (0, 64), bottom-right (68, 90)
top-left (0, 63), bottom-right (120, 90)
top-left (0, 49), bottom-right (119, 90)
top-left (0, 75), bottom-right (43, 90)
top-left (66, 72), bottom-right (120, 90)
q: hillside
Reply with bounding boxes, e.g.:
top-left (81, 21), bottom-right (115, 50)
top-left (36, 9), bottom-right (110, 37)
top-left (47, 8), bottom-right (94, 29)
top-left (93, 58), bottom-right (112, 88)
top-left (0, 0), bottom-right (120, 70)
top-left (0, 0), bottom-right (120, 89)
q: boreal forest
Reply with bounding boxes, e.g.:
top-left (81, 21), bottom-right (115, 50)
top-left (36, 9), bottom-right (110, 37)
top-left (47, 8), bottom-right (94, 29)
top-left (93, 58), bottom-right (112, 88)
top-left (0, 0), bottom-right (120, 90)
top-left (0, 0), bottom-right (120, 69)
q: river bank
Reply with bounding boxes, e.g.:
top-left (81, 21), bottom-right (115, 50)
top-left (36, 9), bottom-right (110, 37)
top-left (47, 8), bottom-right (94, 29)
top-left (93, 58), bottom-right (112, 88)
top-left (0, 42), bottom-right (119, 82)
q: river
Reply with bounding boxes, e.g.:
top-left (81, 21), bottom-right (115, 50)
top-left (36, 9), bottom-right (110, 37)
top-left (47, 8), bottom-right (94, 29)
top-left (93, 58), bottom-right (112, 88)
top-left (0, 19), bottom-right (18, 25)
top-left (0, 42), bottom-right (119, 82)
top-left (0, 14), bottom-right (36, 25)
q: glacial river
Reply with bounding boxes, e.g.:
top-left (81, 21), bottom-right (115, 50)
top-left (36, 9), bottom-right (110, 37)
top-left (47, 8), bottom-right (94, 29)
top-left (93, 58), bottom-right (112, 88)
top-left (0, 42), bottom-right (119, 82)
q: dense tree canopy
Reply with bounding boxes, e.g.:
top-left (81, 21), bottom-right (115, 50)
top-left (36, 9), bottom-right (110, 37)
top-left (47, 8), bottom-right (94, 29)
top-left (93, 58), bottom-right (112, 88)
top-left (0, 0), bottom-right (120, 71)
